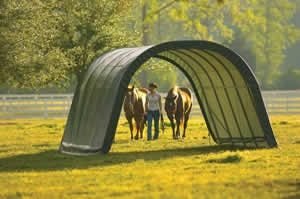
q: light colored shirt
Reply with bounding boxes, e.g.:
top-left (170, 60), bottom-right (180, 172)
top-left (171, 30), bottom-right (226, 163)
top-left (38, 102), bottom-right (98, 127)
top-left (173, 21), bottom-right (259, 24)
top-left (146, 92), bottom-right (161, 111)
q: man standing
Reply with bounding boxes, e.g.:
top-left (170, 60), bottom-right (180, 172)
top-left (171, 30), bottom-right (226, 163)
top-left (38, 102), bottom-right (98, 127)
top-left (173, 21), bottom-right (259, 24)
top-left (145, 82), bottom-right (162, 140)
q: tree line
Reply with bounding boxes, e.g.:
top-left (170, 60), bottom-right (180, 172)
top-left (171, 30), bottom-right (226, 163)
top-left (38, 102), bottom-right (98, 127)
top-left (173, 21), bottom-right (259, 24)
top-left (0, 0), bottom-right (299, 93)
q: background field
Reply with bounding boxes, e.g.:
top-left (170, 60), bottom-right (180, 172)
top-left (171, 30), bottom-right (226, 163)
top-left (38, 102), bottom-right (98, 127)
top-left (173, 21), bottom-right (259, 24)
top-left (0, 116), bottom-right (299, 199)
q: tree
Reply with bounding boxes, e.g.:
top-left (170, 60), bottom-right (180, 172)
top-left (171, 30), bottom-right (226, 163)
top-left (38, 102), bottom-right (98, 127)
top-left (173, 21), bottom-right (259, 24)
top-left (139, 0), bottom-right (300, 89)
top-left (0, 0), bottom-right (137, 88)
top-left (0, 0), bottom-right (19, 85)
top-left (132, 58), bottom-right (177, 91)
top-left (2, 0), bottom-right (299, 90)
top-left (229, 0), bottom-right (300, 88)
top-left (226, 30), bottom-right (256, 71)
top-left (135, 0), bottom-right (225, 87)
top-left (276, 68), bottom-right (300, 89)
top-left (166, 0), bottom-right (232, 41)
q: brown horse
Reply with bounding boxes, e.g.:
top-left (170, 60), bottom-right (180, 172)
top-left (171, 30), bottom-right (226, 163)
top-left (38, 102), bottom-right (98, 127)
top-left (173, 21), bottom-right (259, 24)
top-left (165, 86), bottom-right (192, 139)
top-left (123, 86), bottom-right (148, 140)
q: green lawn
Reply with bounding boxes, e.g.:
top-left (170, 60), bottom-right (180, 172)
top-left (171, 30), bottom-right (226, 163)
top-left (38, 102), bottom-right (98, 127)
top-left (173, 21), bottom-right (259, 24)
top-left (0, 116), bottom-right (299, 199)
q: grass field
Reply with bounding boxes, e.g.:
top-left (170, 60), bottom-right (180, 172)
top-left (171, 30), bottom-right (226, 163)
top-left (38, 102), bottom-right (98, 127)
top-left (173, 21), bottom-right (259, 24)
top-left (0, 116), bottom-right (299, 199)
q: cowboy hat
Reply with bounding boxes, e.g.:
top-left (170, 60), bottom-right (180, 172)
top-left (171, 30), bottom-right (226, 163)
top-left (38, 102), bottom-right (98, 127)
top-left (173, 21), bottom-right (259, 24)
top-left (148, 82), bottom-right (158, 88)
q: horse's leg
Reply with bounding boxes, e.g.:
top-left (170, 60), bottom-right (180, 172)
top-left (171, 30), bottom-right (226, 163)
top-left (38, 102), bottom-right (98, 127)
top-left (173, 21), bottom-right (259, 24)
top-left (140, 116), bottom-right (144, 139)
top-left (183, 104), bottom-right (192, 138)
top-left (170, 119), bottom-right (176, 139)
top-left (171, 120), bottom-right (176, 139)
top-left (183, 115), bottom-right (189, 138)
top-left (175, 120), bottom-right (180, 139)
top-left (134, 117), bottom-right (140, 140)
top-left (175, 119), bottom-right (181, 139)
top-left (168, 115), bottom-right (176, 139)
top-left (176, 116), bottom-right (185, 139)
top-left (128, 117), bottom-right (134, 140)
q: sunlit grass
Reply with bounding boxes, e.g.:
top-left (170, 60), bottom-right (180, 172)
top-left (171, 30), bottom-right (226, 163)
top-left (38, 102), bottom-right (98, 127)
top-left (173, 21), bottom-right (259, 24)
top-left (0, 116), bottom-right (299, 199)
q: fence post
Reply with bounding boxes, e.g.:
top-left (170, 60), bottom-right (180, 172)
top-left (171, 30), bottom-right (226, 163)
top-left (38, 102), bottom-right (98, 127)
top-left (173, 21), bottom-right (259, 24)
top-left (1, 96), bottom-right (6, 119)
top-left (286, 95), bottom-right (289, 113)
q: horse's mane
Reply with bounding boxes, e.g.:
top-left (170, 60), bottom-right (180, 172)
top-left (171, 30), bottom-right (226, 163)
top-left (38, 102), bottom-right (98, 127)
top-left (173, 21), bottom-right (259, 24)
top-left (166, 86), bottom-right (178, 97)
top-left (138, 88), bottom-right (149, 94)
top-left (124, 86), bottom-right (147, 114)
top-left (166, 86), bottom-right (192, 104)
top-left (167, 86), bottom-right (191, 97)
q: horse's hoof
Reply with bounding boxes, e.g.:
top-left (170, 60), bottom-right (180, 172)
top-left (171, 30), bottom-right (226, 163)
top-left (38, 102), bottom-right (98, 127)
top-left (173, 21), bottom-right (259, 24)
top-left (134, 136), bottom-right (139, 140)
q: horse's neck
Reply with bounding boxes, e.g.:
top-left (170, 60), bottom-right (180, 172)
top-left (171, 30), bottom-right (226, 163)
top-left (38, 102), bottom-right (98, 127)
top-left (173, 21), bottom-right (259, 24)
top-left (135, 89), bottom-right (147, 101)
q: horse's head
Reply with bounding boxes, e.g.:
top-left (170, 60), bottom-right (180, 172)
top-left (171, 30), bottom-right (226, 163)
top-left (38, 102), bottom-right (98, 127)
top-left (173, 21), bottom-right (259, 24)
top-left (124, 86), bottom-right (138, 113)
top-left (165, 88), bottom-right (179, 116)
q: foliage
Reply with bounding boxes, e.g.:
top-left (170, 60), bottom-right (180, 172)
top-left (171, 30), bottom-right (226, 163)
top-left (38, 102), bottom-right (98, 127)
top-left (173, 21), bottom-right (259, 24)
top-left (1, 0), bottom-right (300, 90)
top-left (0, 0), bottom-right (137, 88)
top-left (230, 0), bottom-right (300, 88)
top-left (225, 30), bottom-right (256, 71)
top-left (276, 68), bottom-right (300, 89)
top-left (132, 58), bottom-right (177, 91)
top-left (132, 0), bottom-right (228, 86)
top-left (166, 0), bottom-right (233, 41)
top-left (0, 116), bottom-right (299, 198)
top-left (136, 0), bottom-right (300, 89)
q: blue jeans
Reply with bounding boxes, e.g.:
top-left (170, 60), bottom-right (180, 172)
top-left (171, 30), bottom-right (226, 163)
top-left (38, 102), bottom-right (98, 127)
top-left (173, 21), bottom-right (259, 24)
top-left (147, 110), bottom-right (160, 140)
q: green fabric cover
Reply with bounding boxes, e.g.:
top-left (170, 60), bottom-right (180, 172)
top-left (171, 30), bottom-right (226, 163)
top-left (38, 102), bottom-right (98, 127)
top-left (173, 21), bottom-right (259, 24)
top-left (60, 40), bottom-right (277, 155)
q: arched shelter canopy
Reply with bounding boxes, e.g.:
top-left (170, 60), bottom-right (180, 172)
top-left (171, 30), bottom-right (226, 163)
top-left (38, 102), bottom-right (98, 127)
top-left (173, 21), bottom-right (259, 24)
top-left (60, 40), bottom-right (277, 155)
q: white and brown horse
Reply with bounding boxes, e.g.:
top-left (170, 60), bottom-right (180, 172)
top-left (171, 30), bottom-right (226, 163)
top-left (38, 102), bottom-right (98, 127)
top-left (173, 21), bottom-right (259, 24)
top-left (165, 86), bottom-right (192, 139)
top-left (123, 86), bottom-right (148, 140)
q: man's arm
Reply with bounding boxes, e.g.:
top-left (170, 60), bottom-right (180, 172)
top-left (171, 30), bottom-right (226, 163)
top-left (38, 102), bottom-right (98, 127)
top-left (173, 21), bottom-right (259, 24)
top-left (145, 95), bottom-right (149, 113)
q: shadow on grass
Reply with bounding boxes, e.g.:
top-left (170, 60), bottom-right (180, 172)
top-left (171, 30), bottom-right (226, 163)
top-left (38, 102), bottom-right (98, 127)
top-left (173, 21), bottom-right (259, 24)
top-left (0, 145), bottom-right (254, 172)
top-left (205, 154), bottom-right (243, 164)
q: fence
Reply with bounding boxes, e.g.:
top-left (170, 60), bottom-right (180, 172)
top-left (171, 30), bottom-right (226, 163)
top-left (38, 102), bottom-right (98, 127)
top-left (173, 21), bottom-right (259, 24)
top-left (0, 94), bottom-right (72, 119)
top-left (262, 90), bottom-right (300, 115)
top-left (0, 90), bottom-right (300, 119)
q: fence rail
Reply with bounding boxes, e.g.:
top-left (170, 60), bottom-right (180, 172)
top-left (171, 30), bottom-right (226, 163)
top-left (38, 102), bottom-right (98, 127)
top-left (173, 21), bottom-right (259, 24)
top-left (0, 90), bottom-right (300, 119)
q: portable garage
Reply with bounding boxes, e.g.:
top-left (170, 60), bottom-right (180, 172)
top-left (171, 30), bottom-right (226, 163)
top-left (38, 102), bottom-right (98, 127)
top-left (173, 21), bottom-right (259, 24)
top-left (60, 40), bottom-right (277, 155)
